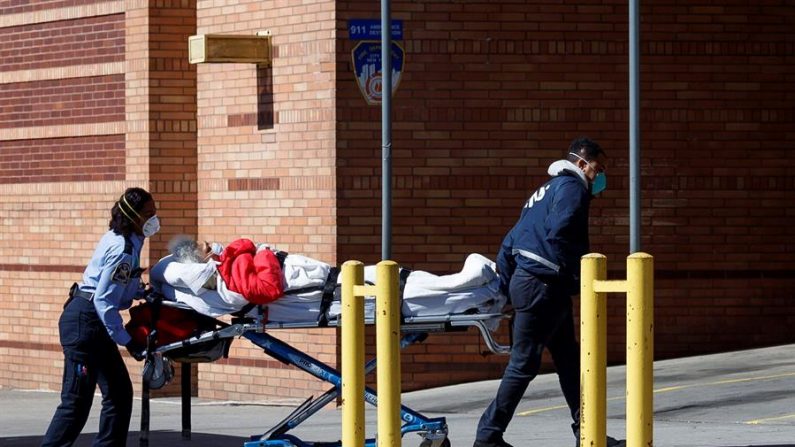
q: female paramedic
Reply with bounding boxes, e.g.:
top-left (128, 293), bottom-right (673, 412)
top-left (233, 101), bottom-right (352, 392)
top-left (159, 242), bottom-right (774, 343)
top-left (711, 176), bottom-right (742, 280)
top-left (41, 187), bottom-right (158, 447)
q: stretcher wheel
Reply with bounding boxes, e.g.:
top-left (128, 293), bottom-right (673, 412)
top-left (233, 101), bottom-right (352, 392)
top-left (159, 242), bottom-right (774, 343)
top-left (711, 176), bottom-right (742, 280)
top-left (419, 438), bottom-right (451, 447)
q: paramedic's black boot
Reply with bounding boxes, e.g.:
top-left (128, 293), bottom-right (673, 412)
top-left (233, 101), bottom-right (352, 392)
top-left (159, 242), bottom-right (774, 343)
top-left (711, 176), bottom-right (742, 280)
top-left (473, 439), bottom-right (514, 447)
top-left (574, 435), bottom-right (625, 447)
top-left (606, 436), bottom-right (625, 447)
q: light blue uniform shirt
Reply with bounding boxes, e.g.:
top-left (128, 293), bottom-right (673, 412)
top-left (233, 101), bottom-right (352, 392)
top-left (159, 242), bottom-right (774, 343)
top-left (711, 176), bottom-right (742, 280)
top-left (79, 230), bottom-right (145, 346)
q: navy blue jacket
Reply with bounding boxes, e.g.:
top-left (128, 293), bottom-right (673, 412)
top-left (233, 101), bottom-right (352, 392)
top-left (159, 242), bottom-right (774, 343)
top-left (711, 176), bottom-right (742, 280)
top-left (496, 166), bottom-right (592, 298)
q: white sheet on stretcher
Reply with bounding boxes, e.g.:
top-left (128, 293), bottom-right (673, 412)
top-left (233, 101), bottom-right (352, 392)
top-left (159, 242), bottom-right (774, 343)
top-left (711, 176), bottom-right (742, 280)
top-left (149, 253), bottom-right (507, 327)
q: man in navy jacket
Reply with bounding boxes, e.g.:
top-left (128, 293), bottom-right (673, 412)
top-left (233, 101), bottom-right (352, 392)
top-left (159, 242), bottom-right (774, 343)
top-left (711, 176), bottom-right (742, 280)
top-left (474, 138), bottom-right (620, 447)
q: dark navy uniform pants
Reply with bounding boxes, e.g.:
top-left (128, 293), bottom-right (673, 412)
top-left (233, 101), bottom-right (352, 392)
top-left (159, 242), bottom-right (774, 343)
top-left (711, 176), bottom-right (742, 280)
top-left (41, 295), bottom-right (133, 447)
top-left (476, 268), bottom-right (580, 443)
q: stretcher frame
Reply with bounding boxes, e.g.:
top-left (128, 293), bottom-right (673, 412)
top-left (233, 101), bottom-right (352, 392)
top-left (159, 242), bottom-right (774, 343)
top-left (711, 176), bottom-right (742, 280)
top-left (138, 302), bottom-right (510, 447)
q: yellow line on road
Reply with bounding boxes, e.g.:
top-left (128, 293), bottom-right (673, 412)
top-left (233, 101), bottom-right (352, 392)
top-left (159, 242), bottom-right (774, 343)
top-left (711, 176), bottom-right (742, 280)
top-left (746, 413), bottom-right (795, 425)
top-left (653, 385), bottom-right (685, 393)
top-left (516, 371), bottom-right (795, 417)
top-left (517, 404), bottom-right (568, 416)
top-left (518, 397), bottom-right (623, 416)
top-left (709, 372), bottom-right (795, 385)
top-left (647, 372), bottom-right (795, 396)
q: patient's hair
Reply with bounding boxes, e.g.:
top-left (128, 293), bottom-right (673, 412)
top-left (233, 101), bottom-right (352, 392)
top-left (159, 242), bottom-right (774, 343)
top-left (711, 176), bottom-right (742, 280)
top-left (169, 235), bottom-right (219, 289)
top-left (169, 235), bottom-right (203, 263)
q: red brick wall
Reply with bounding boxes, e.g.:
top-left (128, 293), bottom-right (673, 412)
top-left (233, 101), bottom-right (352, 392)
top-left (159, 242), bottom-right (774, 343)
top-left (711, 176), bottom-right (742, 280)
top-left (0, 76), bottom-right (125, 128)
top-left (336, 0), bottom-right (795, 389)
top-left (0, 0), bottom-right (200, 396)
top-left (2, 0), bottom-right (794, 402)
top-left (0, 2), bottom-right (129, 392)
top-left (0, 135), bottom-right (125, 183)
top-left (129, 0), bottom-right (200, 397)
top-left (0, 0), bottom-right (108, 15)
top-left (146, 1), bottom-right (199, 260)
top-left (194, 0), bottom-right (339, 401)
top-left (0, 15), bottom-right (124, 72)
top-left (650, 277), bottom-right (795, 359)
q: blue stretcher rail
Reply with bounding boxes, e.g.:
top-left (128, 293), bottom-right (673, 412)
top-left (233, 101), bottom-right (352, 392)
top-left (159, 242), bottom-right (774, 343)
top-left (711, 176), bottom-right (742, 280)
top-left (240, 330), bottom-right (448, 447)
top-left (140, 307), bottom-right (509, 447)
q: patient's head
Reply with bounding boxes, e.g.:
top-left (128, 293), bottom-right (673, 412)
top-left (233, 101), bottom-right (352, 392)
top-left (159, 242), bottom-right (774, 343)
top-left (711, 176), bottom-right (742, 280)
top-left (168, 236), bottom-right (224, 264)
top-left (166, 236), bottom-right (220, 290)
top-left (168, 236), bottom-right (204, 263)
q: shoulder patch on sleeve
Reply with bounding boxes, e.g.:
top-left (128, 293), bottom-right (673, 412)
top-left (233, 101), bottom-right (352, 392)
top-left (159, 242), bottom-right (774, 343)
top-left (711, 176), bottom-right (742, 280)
top-left (112, 262), bottom-right (132, 284)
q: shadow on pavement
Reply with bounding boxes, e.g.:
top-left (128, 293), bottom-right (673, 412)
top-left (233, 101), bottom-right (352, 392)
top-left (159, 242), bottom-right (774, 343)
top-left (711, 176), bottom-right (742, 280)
top-left (2, 435), bottom-right (794, 447)
top-left (0, 431), bottom-right (249, 447)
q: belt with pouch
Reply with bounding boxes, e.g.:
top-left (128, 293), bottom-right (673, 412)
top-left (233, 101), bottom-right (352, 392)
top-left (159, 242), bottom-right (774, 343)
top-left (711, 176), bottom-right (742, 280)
top-left (69, 282), bottom-right (95, 301)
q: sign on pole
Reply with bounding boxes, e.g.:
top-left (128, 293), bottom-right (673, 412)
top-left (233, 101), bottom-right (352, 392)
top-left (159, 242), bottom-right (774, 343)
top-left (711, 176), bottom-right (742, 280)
top-left (348, 19), bottom-right (404, 105)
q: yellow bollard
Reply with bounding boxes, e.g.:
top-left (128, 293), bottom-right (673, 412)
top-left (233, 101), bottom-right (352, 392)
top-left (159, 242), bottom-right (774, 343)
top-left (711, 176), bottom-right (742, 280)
top-left (376, 261), bottom-right (401, 447)
top-left (580, 254), bottom-right (607, 447)
top-left (341, 261), bottom-right (365, 447)
top-left (626, 253), bottom-right (654, 447)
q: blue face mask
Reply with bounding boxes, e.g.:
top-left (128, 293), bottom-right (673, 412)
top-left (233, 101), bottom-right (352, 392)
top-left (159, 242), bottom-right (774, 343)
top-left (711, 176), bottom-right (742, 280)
top-left (591, 172), bottom-right (607, 195)
top-left (569, 152), bottom-right (607, 195)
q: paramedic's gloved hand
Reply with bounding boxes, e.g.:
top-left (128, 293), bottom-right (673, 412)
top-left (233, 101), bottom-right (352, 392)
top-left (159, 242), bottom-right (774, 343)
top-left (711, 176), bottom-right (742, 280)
top-left (134, 284), bottom-right (150, 300)
top-left (125, 341), bottom-right (146, 362)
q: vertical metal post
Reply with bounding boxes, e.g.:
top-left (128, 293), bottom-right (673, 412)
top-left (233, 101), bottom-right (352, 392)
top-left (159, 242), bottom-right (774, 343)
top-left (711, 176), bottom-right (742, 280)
top-left (139, 377), bottom-right (149, 447)
top-left (580, 254), bottom-right (607, 447)
top-left (381, 0), bottom-right (392, 260)
top-left (629, 0), bottom-right (641, 253)
top-left (626, 253), bottom-right (654, 447)
top-left (376, 261), bottom-right (401, 446)
top-left (341, 261), bottom-right (365, 447)
top-left (181, 363), bottom-right (191, 439)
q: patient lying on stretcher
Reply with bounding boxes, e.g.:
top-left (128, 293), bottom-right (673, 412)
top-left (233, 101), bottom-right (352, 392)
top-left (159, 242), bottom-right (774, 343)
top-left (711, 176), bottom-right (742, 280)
top-left (149, 237), bottom-right (507, 324)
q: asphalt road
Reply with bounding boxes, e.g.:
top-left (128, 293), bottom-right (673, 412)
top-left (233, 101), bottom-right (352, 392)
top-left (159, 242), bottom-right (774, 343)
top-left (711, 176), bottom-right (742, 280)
top-left (2, 344), bottom-right (795, 447)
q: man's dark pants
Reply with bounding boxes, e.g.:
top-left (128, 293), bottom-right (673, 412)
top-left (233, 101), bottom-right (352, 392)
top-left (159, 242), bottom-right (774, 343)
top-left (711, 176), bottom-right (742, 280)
top-left (475, 268), bottom-right (580, 443)
top-left (41, 296), bottom-right (133, 447)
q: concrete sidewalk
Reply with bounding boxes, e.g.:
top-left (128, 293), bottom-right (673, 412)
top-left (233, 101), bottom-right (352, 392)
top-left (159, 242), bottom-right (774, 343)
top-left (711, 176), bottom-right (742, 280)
top-left (3, 344), bottom-right (795, 446)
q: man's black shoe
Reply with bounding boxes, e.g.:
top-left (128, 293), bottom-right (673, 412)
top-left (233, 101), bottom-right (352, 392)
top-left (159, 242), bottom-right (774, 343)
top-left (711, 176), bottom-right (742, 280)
top-left (575, 435), bottom-right (625, 447)
top-left (473, 439), bottom-right (514, 447)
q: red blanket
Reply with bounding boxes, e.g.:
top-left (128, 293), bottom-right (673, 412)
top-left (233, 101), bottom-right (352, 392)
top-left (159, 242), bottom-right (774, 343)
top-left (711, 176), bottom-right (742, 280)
top-left (217, 238), bottom-right (284, 304)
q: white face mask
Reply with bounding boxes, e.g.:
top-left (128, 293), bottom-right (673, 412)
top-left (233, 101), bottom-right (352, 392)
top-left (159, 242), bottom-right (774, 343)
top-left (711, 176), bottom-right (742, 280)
top-left (203, 242), bottom-right (224, 261)
top-left (120, 195), bottom-right (159, 237)
top-left (141, 215), bottom-right (160, 238)
top-left (210, 242), bottom-right (224, 255)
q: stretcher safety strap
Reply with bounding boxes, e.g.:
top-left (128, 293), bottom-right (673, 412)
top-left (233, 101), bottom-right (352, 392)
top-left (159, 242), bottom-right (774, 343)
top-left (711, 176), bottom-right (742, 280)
top-left (275, 250), bottom-right (288, 269)
top-left (317, 267), bottom-right (340, 327)
top-left (398, 268), bottom-right (411, 322)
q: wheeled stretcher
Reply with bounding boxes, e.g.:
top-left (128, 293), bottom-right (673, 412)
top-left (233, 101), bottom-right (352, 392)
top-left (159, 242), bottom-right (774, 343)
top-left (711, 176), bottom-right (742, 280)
top-left (132, 254), bottom-right (511, 447)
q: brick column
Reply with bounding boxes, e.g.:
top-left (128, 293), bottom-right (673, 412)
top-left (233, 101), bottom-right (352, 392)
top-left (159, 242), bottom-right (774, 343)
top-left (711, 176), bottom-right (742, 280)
top-left (147, 1), bottom-right (198, 260)
top-left (125, 0), bottom-right (198, 397)
top-left (126, 0), bottom-right (198, 261)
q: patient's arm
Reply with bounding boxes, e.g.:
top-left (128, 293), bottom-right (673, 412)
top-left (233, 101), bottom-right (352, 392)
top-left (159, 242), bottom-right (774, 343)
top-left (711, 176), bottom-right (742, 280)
top-left (218, 238), bottom-right (285, 304)
top-left (234, 249), bottom-right (284, 304)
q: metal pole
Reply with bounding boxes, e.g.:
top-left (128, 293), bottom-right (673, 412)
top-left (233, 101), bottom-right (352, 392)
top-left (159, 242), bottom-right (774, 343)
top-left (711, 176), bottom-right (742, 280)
top-left (580, 254), bottom-right (607, 447)
top-left (381, 0), bottom-right (392, 260)
top-left (139, 377), bottom-right (149, 447)
top-left (341, 261), bottom-right (365, 447)
top-left (376, 261), bottom-right (401, 446)
top-left (626, 253), bottom-right (654, 447)
top-left (181, 363), bottom-right (191, 439)
top-left (629, 0), bottom-right (641, 253)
